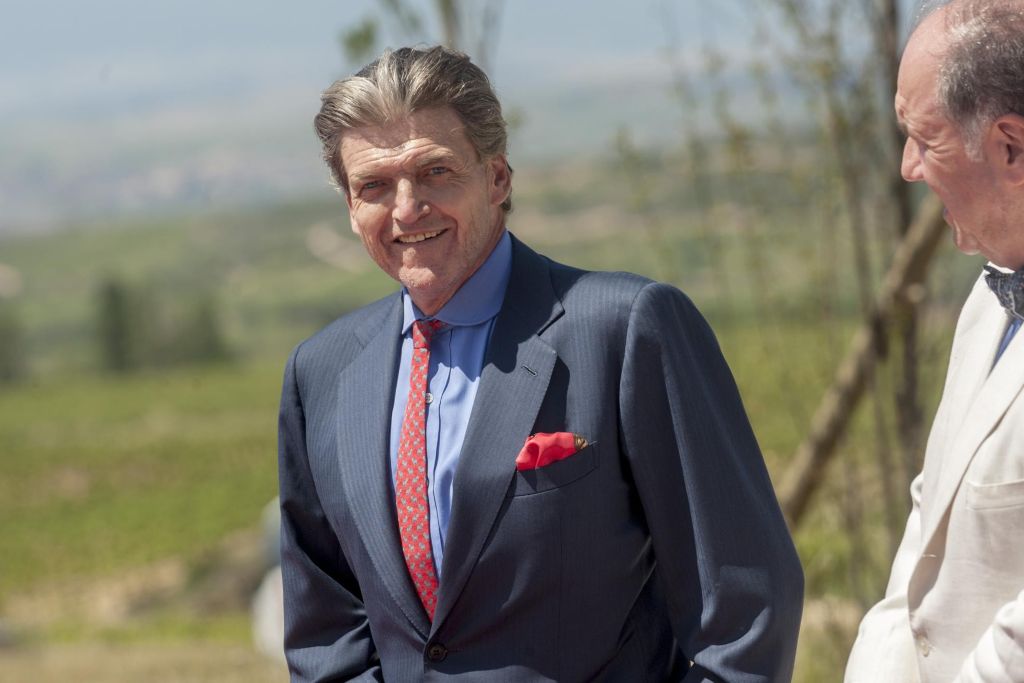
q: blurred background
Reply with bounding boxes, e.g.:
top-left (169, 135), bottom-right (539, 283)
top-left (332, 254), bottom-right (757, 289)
top-left (0, 0), bottom-right (984, 680)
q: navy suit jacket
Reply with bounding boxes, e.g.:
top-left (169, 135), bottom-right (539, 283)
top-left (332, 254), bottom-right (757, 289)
top-left (278, 235), bottom-right (803, 682)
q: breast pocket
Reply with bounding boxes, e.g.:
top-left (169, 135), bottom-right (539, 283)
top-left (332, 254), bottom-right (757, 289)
top-left (965, 477), bottom-right (1024, 510)
top-left (512, 443), bottom-right (599, 496)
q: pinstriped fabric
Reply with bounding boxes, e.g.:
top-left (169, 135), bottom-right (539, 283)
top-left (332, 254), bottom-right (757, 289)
top-left (395, 318), bottom-right (444, 620)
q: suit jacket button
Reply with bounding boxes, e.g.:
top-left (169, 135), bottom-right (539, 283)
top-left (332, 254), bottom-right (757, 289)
top-left (427, 643), bottom-right (448, 662)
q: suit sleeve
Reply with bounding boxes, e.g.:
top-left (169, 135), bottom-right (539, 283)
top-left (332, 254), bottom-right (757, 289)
top-left (618, 282), bottom-right (804, 683)
top-left (278, 345), bottom-right (384, 682)
top-left (953, 588), bottom-right (1024, 682)
top-left (844, 474), bottom-right (923, 682)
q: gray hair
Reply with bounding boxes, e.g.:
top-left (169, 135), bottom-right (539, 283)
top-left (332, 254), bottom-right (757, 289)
top-left (914, 0), bottom-right (1024, 156)
top-left (314, 45), bottom-right (512, 212)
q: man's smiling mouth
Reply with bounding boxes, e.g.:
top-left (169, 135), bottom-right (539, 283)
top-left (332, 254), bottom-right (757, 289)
top-left (396, 229), bottom-right (446, 244)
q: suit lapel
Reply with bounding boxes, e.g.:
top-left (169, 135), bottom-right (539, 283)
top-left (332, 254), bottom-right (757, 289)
top-left (921, 279), bottom-right (1023, 544)
top-left (335, 295), bottom-right (433, 638)
top-left (432, 237), bottom-right (564, 631)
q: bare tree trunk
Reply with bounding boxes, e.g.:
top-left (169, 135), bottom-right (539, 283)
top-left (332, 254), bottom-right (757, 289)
top-left (435, 0), bottom-right (460, 49)
top-left (875, 0), bottom-right (926, 521)
top-left (825, 99), bottom-right (900, 552)
top-left (818, 20), bottom-right (904, 563)
top-left (779, 194), bottom-right (945, 528)
top-left (860, 0), bottom-right (917, 557)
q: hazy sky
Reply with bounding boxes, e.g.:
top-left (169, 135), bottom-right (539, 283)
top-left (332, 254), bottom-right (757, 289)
top-left (0, 1), bottom-right (914, 231)
top-left (1, 0), bottom-right (742, 120)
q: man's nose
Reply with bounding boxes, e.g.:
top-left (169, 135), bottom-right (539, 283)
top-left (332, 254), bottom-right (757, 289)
top-left (393, 178), bottom-right (426, 223)
top-left (901, 137), bottom-right (923, 182)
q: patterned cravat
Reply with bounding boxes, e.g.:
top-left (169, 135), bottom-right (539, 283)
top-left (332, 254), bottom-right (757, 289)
top-left (984, 265), bottom-right (1024, 322)
top-left (395, 318), bottom-right (445, 619)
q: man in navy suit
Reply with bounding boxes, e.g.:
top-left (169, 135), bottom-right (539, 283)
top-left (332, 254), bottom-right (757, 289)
top-left (278, 45), bottom-right (803, 682)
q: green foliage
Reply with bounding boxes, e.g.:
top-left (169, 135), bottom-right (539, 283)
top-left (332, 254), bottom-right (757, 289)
top-left (341, 18), bottom-right (378, 64)
top-left (144, 290), bottom-right (233, 368)
top-left (0, 303), bottom-right (27, 384)
top-left (95, 276), bottom-right (233, 374)
top-left (96, 276), bottom-right (142, 373)
top-left (336, 0), bottom-right (499, 70)
top-left (0, 196), bottom-right (380, 376)
top-left (180, 295), bottom-right (231, 364)
top-left (339, 0), bottom-right (425, 66)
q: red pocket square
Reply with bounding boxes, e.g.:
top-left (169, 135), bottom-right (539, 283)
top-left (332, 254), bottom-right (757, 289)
top-left (516, 432), bottom-right (588, 471)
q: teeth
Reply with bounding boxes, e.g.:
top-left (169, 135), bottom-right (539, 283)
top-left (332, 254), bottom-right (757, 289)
top-left (397, 230), bottom-right (442, 244)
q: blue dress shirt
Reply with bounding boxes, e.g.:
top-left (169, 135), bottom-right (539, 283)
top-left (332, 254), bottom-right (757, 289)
top-left (994, 316), bottom-right (1022, 367)
top-left (389, 231), bottom-right (512, 577)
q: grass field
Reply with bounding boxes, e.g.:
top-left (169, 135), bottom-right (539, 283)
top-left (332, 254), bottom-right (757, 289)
top-left (0, 362), bottom-right (281, 596)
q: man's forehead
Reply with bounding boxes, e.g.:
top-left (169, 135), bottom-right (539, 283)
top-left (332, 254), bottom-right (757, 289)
top-left (339, 110), bottom-right (476, 182)
top-left (346, 108), bottom-right (468, 151)
top-left (897, 8), bottom-right (952, 111)
top-left (904, 4), bottom-right (955, 66)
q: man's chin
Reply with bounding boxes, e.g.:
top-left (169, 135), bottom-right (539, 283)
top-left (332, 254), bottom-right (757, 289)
top-left (953, 239), bottom-right (982, 257)
top-left (400, 272), bottom-right (456, 315)
top-left (950, 224), bottom-right (982, 257)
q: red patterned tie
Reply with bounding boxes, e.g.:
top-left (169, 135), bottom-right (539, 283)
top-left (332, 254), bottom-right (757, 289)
top-left (396, 318), bottom-right (444, 619)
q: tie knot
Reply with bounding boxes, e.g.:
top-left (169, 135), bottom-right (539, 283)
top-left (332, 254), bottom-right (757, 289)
top-left (412, 319), bottom-right (445, 349)
top-left (984, 266), bottom-right (1024, 322)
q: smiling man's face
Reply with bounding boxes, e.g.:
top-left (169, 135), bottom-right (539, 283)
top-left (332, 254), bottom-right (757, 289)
top-left (339, 106), bottom-right (511, 315)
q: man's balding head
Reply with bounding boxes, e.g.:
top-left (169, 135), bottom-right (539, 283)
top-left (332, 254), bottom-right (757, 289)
top-left (911, 0), bottom-right (1024, 154)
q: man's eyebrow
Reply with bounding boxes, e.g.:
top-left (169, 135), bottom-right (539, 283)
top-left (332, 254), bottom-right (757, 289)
top-left (347, 170), bottom-right (378, 186)
top-left (416, 150), bottom-right (459, 167)
top-left (348, 150), bottom-right (460, 183)
top-left (894, 107), bottom-right (910, 138)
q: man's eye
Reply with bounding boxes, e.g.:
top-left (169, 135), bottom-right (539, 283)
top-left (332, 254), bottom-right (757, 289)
top-left (360, 180), bottom-right (383, 193)
top-left (427, 166), bottom-right (449, 176)
top-left (904, 131), bottom-right (927, 151)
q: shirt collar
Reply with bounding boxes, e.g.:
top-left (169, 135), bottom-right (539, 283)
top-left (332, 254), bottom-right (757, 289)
top-left (401, 230), bottom-right (512, 334)
top-left (986, 261), bottom-right (1015, 275)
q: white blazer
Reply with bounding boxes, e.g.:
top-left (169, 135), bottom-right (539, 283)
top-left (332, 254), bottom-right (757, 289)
top-left (846, 272), bottom-right (1024, 683)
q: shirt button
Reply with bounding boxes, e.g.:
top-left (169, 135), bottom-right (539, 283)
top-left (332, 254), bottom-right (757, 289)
top-left (427, 643), bottom-right (447, 662)
top-left (425, 392), bottom-right (433, 405)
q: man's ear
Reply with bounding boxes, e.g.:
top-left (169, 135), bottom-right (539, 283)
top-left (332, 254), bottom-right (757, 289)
top-left (990, 114), bottom-right (1024, 185)
top-left (487, 154), bottom-right (512, 207)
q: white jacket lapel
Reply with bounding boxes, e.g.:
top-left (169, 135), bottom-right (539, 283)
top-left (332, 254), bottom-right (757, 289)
top-left (921, 275), bottom-right (1021, 545)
